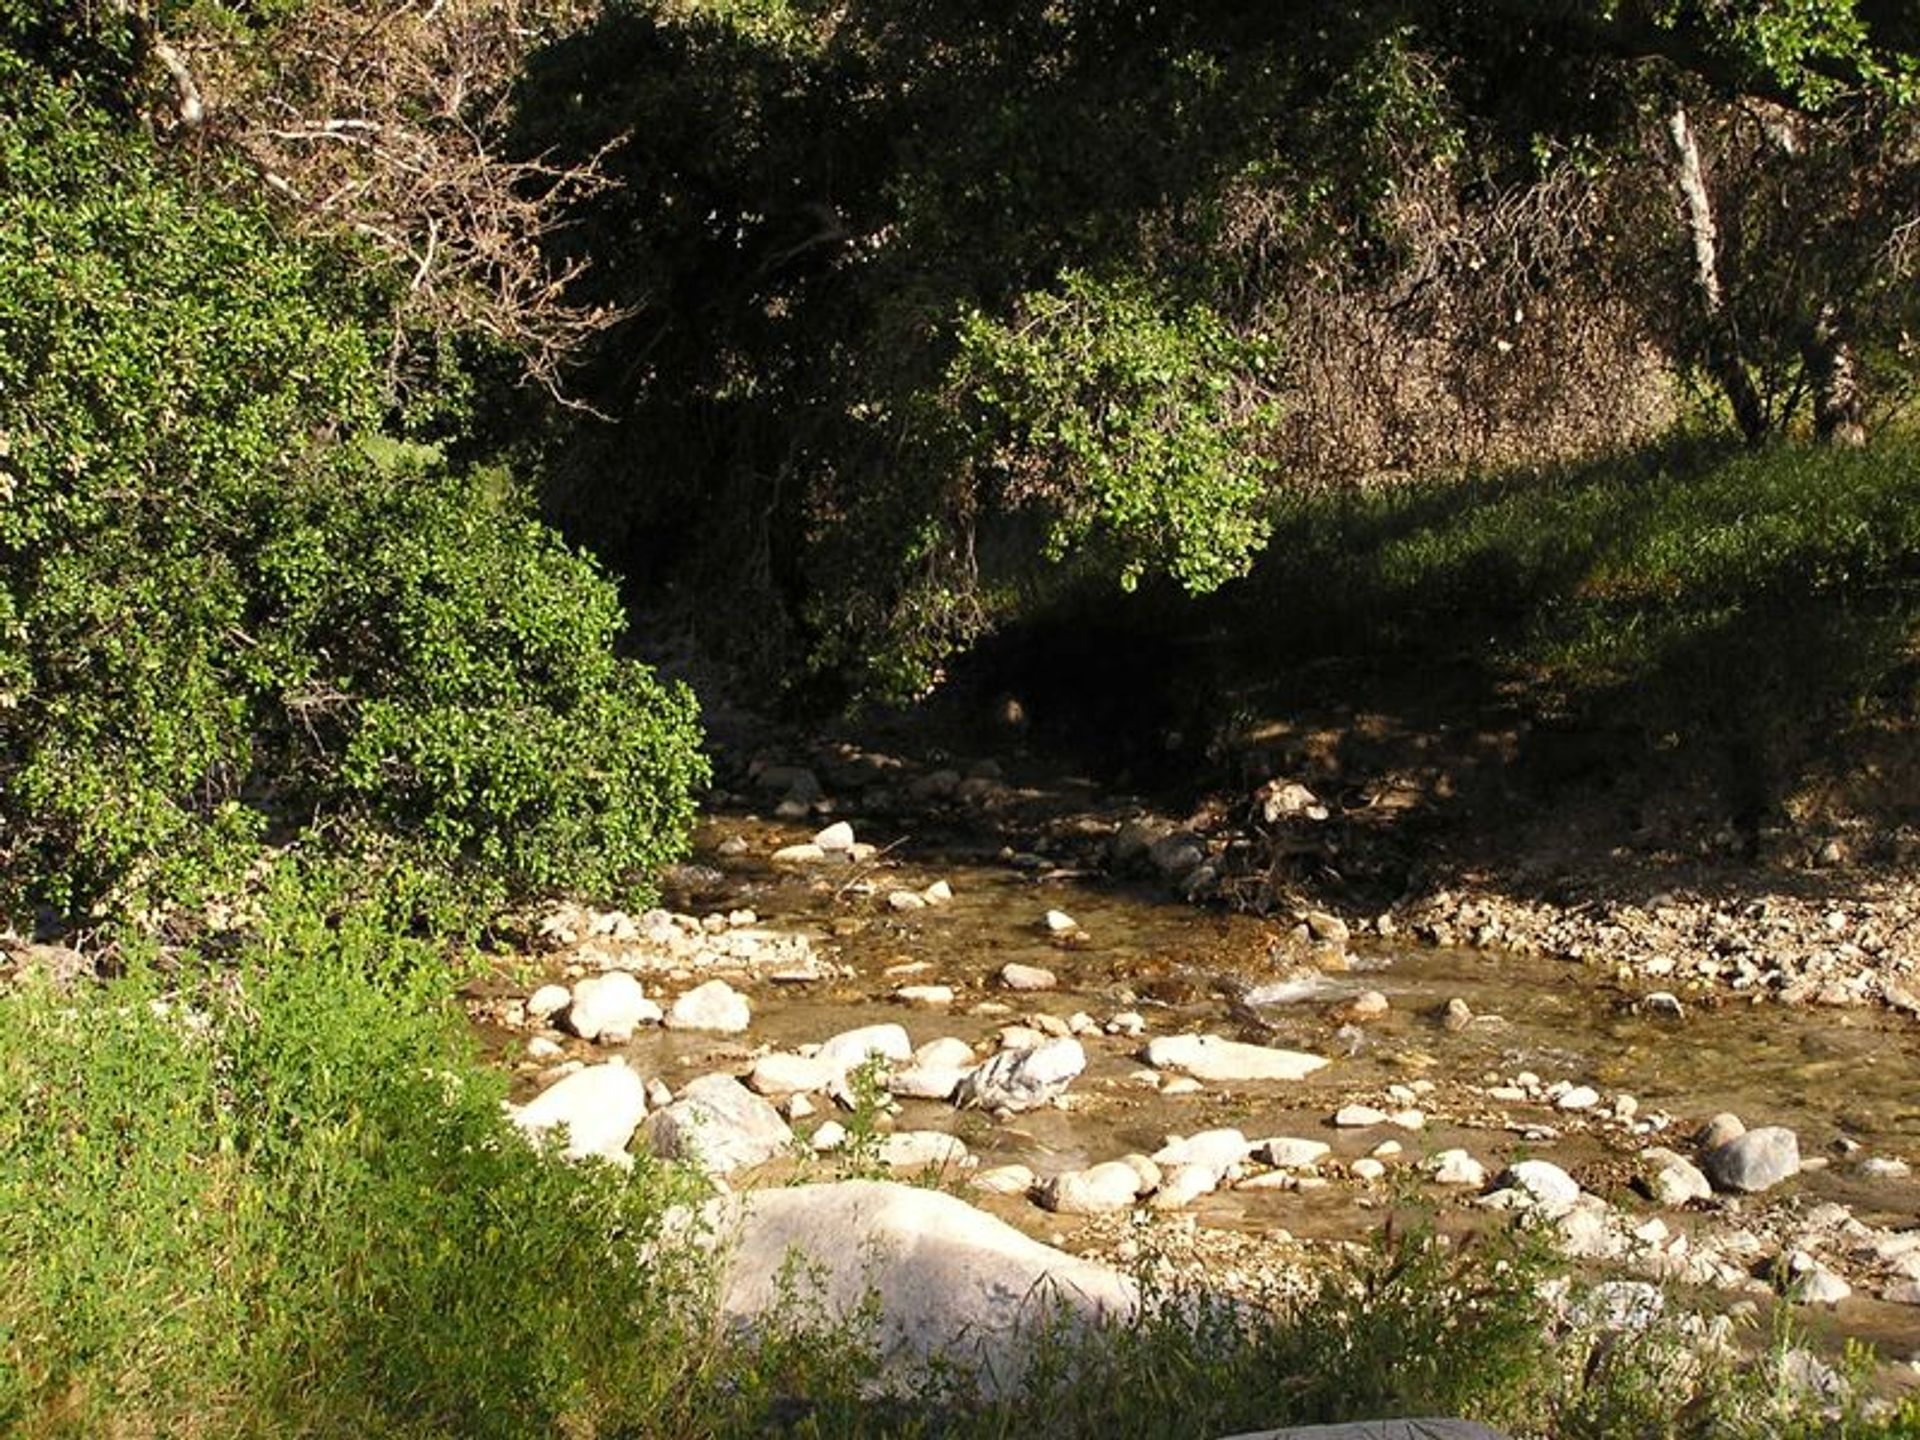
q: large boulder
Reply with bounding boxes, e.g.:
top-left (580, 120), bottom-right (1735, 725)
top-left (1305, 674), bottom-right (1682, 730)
top-left (709, 1180), bottom-right (1138, 1391)
top-left (641, 1074), bottom-right (792, 1174)
top-left (507, 1060), bottom-right (647, 1165)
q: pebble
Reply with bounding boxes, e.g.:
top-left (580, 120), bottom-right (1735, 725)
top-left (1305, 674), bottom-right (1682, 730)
top-left (1557, 1085), bottom-right (1601, 1111)
top-left (922, 880), bottom-right (954, 905)
top-left (813, 821), bottom-right (856, 852)
top-left (771, 843), bottom-right (825, 864)
top-left (893, 984), bottom-right (955, 1006)
top-left (1158, 1076), bottom-right (1204, 1097)
top-left (526, 1034), bottom-right (565, 1061)
top-left (1350, 1158), bottom-right (1387, 1182)
top-left (1105, 1011), bottom-right (1146, 1037)
top-left (1043, 909), bottom-right (1079, 934)
top-left (888, 891), bottom-right (928, 912)
top-left (811, 1120), bottom-right (848, 1152)
top-left (1858, 1157), bottom-right (1912, 1180)
top-left (998, 963), bottom-right (1059, 992)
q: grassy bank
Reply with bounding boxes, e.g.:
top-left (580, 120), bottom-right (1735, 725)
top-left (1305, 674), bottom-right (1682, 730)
top-left (4, 896), bottom-right (1917, 1437)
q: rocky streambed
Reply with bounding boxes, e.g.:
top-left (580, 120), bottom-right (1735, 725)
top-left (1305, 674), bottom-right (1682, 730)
top-left (470, 749), bottom-right (1920, 1390)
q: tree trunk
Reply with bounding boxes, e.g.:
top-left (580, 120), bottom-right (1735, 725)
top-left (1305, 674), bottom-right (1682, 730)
top-left (1668, 105), bottom-right (1768, 443)
top-left (1800, 303), bottom-right (1868, 447)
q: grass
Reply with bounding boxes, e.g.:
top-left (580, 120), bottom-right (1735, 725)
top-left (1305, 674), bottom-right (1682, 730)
top-left (5, 889), bottom-right (1920, 1437)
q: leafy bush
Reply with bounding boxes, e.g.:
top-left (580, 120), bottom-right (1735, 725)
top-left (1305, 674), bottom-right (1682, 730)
top-left (0, 74), bottom-right (706, 927)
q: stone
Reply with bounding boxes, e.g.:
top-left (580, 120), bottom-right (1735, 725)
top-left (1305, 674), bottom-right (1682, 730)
top-left (508, 1060), bottom-right (647, 1165)
top-left (1337, 989), bottom-right (1389, 1022)
top-left (665, 979), bottom-right (751, 1034)
top-left (1148, 833), bottom-right (1208, 882)
top-left (1351, 1158), bottom-right (1388, 1181)
top-left (1117, 1153), bottom-right (1163, 1194)
top-left (888, 891), bottom-right (929, 912)
top-left (641, 1074), bottom-right (792, 1174)
top-left (565, 972), bottom-right (658, 1044)
top-left (1785, 1252), bottom-right (1852, 1306)
top-left (810, 1120), bottom-right (848, 1152)
top-left (1043, 909), bottom-right (1080, 934)
top-left (1219, 1424), bottom-right (1505, 1440)
top-left (1258, 1137), bottom-right (1332, 1169)
top-left (999, 963), bottom-right (1058, 992)
top-left (1557, 1085), bottom-right (1602, 1111)
top-left (817, 1023), bottom-right (914, 1074)
top-left (956, 1037), bottom-right (1086, 1112)
top-left (972, 1163), bottom-right (1037, 1196)
top-left (748, 1051), bottom-right (840, 1097)
top-left (1159, 1077), bottom-right (1204, 1097)
top-left (1304, 910), bottom-right (1350, 946)
top-left (1142, 1033), bottom-right (1329, 1083)
top-left (526, 1034), bottom-right (565, 1061)
top-left (922, 880), bottom-right (954, 905)
top-left (1860, 1156), bottom-right (1913, 1180)
top-left (526, 983), bottom-right (571, 1022)
top-left (1253, 779), bottom-right (1328, 825)
top-left (784, 1093), bottom-right (815, 1121)
top-left (1428, 1150), bottom-right (1487, 1187)
top-left (1038, 1161), bottom-right (1145, 1215)
top-left (813, 821), bottom-right (856, 852)
top-left (1151, 1129), bottom-right (1251, 1176)
top-left (1150, 1164), bottom-right (1219, 1210)
top-left (893, 984), bottom-right (956, 1007)
top-left (710, 1180), bottom-right (1137, 1391)
top-left (878, 1131), bottom-right (971, 1171)
top-left (1697, 1112), bottom-right (1747, 1150)
top-left (1334, 1104), bottom-right (1389, 1128)
top-left (1636, 1147), bottom-right (1713, 1206)
top-left (1106, 1011), bottom-right (1147, 1037)
top-left (771, 843), bottom-right (826, 864)
top-left (1704, 1126), bottom-right (1800, 1194)
top-left (1442, 997), bottom-right (1474, 1031)
top-left (1494, 1160), bottom-right (1582, 1213)
top-left (887, 1064), bottom-right (969, 1101)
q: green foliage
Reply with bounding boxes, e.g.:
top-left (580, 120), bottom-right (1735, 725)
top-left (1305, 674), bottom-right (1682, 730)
top-left (0, 903), bottom-right (718, 1437)
top-left (953, 271), bottom-right (1279, 595)
top-left (0, 74), bottom-right (706, 927)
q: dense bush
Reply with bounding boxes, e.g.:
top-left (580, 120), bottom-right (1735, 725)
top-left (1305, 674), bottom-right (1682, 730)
top-left (0, 73), bottom-right (706, 928)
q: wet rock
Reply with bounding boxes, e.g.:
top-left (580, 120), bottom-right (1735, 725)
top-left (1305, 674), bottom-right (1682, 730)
top-left (817, 1023), bottom-right (914, 1074)
top-left (1636, 1147), bottom-right (1713, 1206)
top-left (771, 843), bottom-right (826, 864)
top-left (1492, 1160), bottom-right (1582, 1214)
top-left (712, 1180), bottom-right (1136, 1391)
top-left (878, 1131), bottom-right (972, 1171)
top-left (1043, 909), bottom-right (1080, 934)
top-left (893, 984), bottom-right (955, 1007)
top-left (1428, 1150), bottom-right (1488, 1187)
top-left (526, 984), bottom-right (571, 1023)
top-left (1259, 1137), bottom-right (1332, 1169)
top-left (1038, 1161), bottom-right (1145, 1215)
top-left (508, 1060), bottom-right (647, 1165)
top-left (642, 1074), bottom-right (792, 1174)
top-left (956, 1037), bottom-right (1086, 1112)
top-left (998, 962), bottom-right (1058, 992)
top-left (1148, 833), bottom-right (1208, 883)
top-left (748, 1051), bottom-right (839, 1097)
top-left (1142, 1034), bottom-right (1329, 1083)
top-left (1704, 1126), bottom-right (1800, 1194)
top-left (565, 972), bottom-right (659, 1044)
top-left (665, 979), bottom-right (751, 1034)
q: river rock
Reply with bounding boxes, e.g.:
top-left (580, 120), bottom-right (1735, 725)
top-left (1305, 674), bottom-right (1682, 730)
top-left (1039, 1161), bottom-right (1145, 1215)
top-left (771, 843), bottom-right (826, 864)
top-left (817, 1023), bottom-right (914, 1074)
top-left (1785, 1251), bottom-right (1852, 1306)
top-left (893, 984), bottom-right (955, 1006)
top-left (1704, 1126), bottom-right (1800, 1193)
top-left (1493, 1160), bottom-right (1582, 1213)
top-left (1150, 1163), bottom-right (1220, 1210)
top-left (922, 880), bottom-right (954, 905)
top-left (1636, 1146), bottom-right (1712, 1206)
top-left (956, 1036), bottom-right (1085, 1112)
top-left (1043, 909), bottom-right (1080, 934)
top-left (914, 1036), bottom-right (976, 1069)
top-left (1334, 1104), bottom-right (1389, 1128)
top-left (1142, 1034), bottom-right (1329, 1083)
top-left (748, 1051), bottom-right (839, 1097)
top-left (1148, 832), bottom-right (1208, 882)
top-left (878, 1131), bottom-right (971, 1171)
top-left (1258, 1137), bottom-right (1332, 1169)
top-left (888, 890), bottom-right (928, 912)
top-left (1219, 1424), bottom-right (1506, 1440)
top-left (665, 979), bottom-right (751, 1034)
top-left (526, 983), bottom-right (571, 1022)
top-left (641, 1074), bottom-right (792, 1174)
top-left (1697, 1111), bottom-right (1747, 1150)
top-left (810, 1120), bottom-right (848, 1152)
top-left (508, 1059), bottom-right (647, 1165)
top-left (972, 1163), bottom-right (1037, 1196)
top-left (710, 1180), bottom-right (1137, 1390)
top-left (813, 821), bottom-right (856, 853)
top-left (999, 962), bottom-right (1058, 992)
top-left (1151, 1128), bottom-right (1252, 1177)
top-left (1556, 1085), bottom-right (1601, 1111)
top-left (565, 972), bottom-right (658, 1043)
top-left (1427, 1150), bottom-right (1488, 1187)
top-left (888, 1064), bottom-right (969, 1101)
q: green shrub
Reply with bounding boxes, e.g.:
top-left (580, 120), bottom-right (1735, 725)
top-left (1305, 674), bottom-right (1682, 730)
top-left (0, 75), bottom-right (706, 928)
